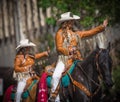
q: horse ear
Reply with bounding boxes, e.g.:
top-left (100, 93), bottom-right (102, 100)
top-left (107, 42), bottom-right (111, 52)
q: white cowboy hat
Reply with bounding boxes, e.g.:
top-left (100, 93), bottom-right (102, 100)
top-left (16, 39), bottom-right (36, 49)
top-left (57, 12), bottom-right (80, 24)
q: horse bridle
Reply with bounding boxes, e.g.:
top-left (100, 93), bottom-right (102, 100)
top-left (95, 49), bottom-right (104, 79)
top-left (92, 49), bottom-right (104, 96)
top-left (78, 49), bottom-right (104, 97)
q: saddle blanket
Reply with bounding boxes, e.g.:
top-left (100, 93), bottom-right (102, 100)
top-left (11, 79), bottom-right (38, 100)
top-left (47, 60), bottom-right (79, 87)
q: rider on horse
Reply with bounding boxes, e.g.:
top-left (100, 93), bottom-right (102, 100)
top-left (14, 37), bottom-right (49, 102)
top-left (49, 12), bottom-right (108, 102)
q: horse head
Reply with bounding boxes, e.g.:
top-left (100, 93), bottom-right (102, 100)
top-left (95, 43), bottom-right (113, 88)
top-left (64, 43), bottom-right (114, 102)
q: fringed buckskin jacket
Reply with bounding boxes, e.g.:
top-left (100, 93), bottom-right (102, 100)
top-left (55, 25), bottom-right (105, 66)
top-left (14, 52), bottom-right (48, 81)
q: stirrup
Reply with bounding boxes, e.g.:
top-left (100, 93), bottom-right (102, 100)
top-left (48, 93), bottom-right (57, 102)
top-left (48, 96), bottom-right (55, 102)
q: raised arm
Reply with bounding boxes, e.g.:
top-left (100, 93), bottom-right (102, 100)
top-left (77, 25), bottom-right (105, 38)
top-left (76, 19), bottom-right (108, 38)
top-left (55, 30), bottom-right (69, 55)
top-left (35, 51), bottom-right (49, 59)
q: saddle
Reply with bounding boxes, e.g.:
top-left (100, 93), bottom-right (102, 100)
top-left (46, 60), bottom-right (92, 101)
top-left (10, 79), bottom-right (38, 101)
top-left (45, 60), bottom-right (79, 88)
top-left (46, 60), bottom-right (80, 101)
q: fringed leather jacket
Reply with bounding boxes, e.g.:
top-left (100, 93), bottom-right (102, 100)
top-left (55, 25), bottom-right (105, 66)
top-left (14, 51), bottom-right (48, 80)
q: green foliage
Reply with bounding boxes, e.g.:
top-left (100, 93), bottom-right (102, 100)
top-left (80, 16), bottom-right (94, 28)
top-left (38, 0), bottom-right (120, 27)
top-left (38, 0), bottom-right (52, 10)
top-left (92, 0), bottom-right (120, 24)
top-left (46, 17), bottom-right (56, 25)
top-left (45, 34), bottom-right (54, 50)
top-left (113, 66), bottom-right (120, 92)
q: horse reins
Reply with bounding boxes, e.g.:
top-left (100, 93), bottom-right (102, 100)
top-left (69, 49), bottom-right (103, 97)
top-left (86, 49), bottom-right (103, 97)
top-left (95, 49), bottom-right (103, 79)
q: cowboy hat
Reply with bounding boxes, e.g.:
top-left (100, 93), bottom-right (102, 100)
top-left (57, 12), bottom-right (80, 24)
top-left (16, 39), bottom-right (36, 49)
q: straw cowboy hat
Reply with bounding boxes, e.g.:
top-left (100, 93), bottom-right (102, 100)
top-left (57, 12), bottom-right (80, 24)
top-left (16, 39), bottom-right (36, 49)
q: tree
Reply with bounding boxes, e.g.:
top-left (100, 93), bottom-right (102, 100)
top-left (38, 0), bottom-right (120, 27)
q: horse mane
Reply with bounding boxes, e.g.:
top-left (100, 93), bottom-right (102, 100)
top-left (81, 48), bottom-right (99, 69)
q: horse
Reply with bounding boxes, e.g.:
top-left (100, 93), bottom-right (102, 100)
top-left (59, 44), bottom-right (113, 102)
top-left (3, 79), bottom-right (39, 102)
top-left (3, 65), bottom-right (49, 102)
